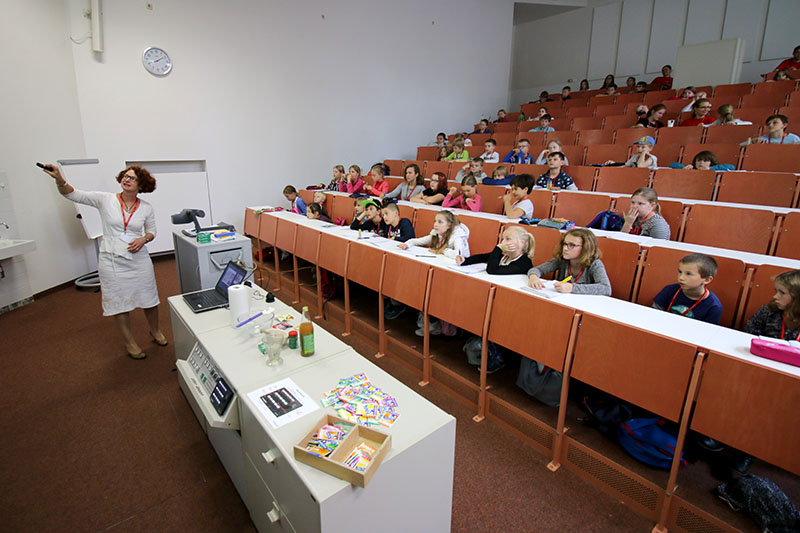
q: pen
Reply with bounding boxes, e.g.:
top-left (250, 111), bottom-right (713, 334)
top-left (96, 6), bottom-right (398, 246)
top-left (559, 275), bottom-right (572, 284)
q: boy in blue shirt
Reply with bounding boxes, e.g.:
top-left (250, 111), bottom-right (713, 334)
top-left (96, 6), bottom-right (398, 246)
top-left (652, 253), bottom-right (722, 325)
top-left (502, 139), bottom-right (533, 164)
top-left (528, 114), bottom-right (555, 133)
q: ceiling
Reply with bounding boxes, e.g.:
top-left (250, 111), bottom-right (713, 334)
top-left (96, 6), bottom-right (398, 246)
top-left (513, 1), bottom-right (587, 26)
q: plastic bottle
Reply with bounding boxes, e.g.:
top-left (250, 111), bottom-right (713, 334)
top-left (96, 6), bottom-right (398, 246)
top-left (299, 306), bottom-right (315, 356)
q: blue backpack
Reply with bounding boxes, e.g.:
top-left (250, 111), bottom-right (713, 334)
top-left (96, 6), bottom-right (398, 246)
top-left (617, 418), bottom-right (685, 469)
top-left (587, 210), bottom-right (624, 231)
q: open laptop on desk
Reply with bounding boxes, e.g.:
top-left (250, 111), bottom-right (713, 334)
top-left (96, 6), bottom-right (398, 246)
top-left (182, 261), bottom-right (248, 313)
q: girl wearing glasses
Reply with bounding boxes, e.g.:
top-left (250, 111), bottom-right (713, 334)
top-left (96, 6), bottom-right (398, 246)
top-left (527, 228), bottom-right (611, 295)
top-left (410, 172), bottom-right (446, 205)
top-left (41, 164), bottom-right (166, 360)
top-left (680, 98), bottom-right (715, 127)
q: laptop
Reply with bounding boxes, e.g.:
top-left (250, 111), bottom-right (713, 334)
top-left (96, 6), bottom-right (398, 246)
top-left (183, 261), bottom-right (248, 313)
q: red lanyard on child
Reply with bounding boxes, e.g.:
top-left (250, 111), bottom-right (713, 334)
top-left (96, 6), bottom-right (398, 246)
top-left (402, 184), bottom-right (415, 201)
top-left (567, 264), bottom-right (585, 283)
top-left (630, 211), bottom-right (654, 235)
top-left (780, 133), bottom-right (787, 145)
top-left (118, 195), bottom-right (140, 233)
top-left (780, 315), bottom-right (800, 341)
top-left (667, 287), bottom-right (708, 316)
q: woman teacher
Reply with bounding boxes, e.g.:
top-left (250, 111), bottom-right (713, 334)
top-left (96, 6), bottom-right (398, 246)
top-left (42, 164), bottom-right (167, 359)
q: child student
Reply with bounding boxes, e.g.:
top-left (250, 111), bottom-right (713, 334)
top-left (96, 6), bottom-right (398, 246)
top-left (503, 174), bottom-right (534, 218)
top-left (363, 163), bottom-right (390, 196)
top-left (437, 145), bottom-right (452, 161)
top-left (482, 165), bottom-right (511, 186)
top-left (472, 119), bottom-right (492, 134)
top-left (528, 114), bottom-right (554, 133)
top-left (443, 176), bottom-right (482, 212)
top-left (318, 165), bottom-right (346, 190)
top-left (435, 132), bottom-right (449, 146)
top-left (350, 199), bottom-right (383, 232)
top-left (306, 202), bottom-right (332, 223)
top-left (443, 140), bottom-right (469, 161)
top-left (283, 185), bottom-right (307, 215)
top-left (534, 152), bottom-right (577, 190)
top-left (606, 136), bottom-right (658, 169)
top-left (621, 187), bottom-right (671, 240)
top-left (339, 165), bottom-right (365, 194)
top-left (410, 172), bottom-right (446, 205)
top-left (480, 138), bottom-right (500, 163)
top-left (670, 150), bottom-right (734, 171)
top-left (652, 253), bottom-right (722, 324)
top-left (455, 157), bottom-right (488, 183)
top-left (745, 270), bottom-right (800, 340)
top-left (384, 163), bottom-right (425, 201)
top-left (378, 201), bottom-right (414, 242)
top-left (496, 109), bottom-right (508, 122)
top-left (400, 210), bottom-right (471, 336)
top-left (535, 139), bottom-right (570, 165)
top-left (502, 139), bottom-right (534, 164)
top-left (527, 228), bottom-right (612, 295)
top-left (313, 190), bottom-right (327, 207)
top-left (743, 114), bottom-right (800, 145)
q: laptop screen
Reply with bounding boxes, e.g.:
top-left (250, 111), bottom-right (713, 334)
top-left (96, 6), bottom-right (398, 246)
top-left (215, 261), bottom-right (247, 296)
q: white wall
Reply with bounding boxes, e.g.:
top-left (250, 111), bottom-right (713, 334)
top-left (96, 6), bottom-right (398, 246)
top-left (2, 0), bottom-right (515, 294)
top-left (510, 0), bottom-right (799, 108)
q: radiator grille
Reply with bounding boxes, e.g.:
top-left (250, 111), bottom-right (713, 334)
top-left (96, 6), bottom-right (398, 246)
top-left (566, 443), bottom-right (659, 513)
top-left (487, 396), bottom-right (554, 453)
top-left (431, 363), bottom-right (479, 407)
top-left (673, 502), bottom-right (731, 533)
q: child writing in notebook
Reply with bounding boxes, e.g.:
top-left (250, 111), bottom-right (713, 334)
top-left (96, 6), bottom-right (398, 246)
top-left (410, 172), bottom-right (446, 205)
top-left (443, 176), bottom-right (482, 212)
top-left (283, 185), bottom-right (307, 215)
top-left (621, 187), bottom-right (671, 240)
top-left (503, 174), bottom-right (534, 219)
top-left (349, 199), bottom-right (383, 232)
top-left (306, 202), bottom-right (332, 223)
top-left (363, 164), bottom-right (390, 196)
top-left (652, 253), bottom-right (722, 325)
top-left (527, 228), bottom-right (612, 295)
top-left (744, 270), bottom-right (800, 340)
top-left (340, 165), bottom-right (365, 194)
top-left (383, 163), bottom-right (425, 201)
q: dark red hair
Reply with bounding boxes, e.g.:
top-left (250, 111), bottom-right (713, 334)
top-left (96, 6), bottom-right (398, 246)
top-left (116, 166), bottom-right (156, 193)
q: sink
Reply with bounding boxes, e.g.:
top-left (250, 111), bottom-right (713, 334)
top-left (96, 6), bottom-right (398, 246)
top-left (0, 239), bottom-right (36, 260)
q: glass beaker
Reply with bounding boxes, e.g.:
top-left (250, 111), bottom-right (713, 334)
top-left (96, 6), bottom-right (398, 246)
top-left (262, 329), bottom-right (287, 367)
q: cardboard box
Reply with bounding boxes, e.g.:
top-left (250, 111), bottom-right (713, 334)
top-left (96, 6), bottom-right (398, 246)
top-left (294, 414), bottom-right (392, 487)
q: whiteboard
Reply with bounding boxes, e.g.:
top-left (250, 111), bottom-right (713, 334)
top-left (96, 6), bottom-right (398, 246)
top-left (57, 159), bottom-right (212, 253)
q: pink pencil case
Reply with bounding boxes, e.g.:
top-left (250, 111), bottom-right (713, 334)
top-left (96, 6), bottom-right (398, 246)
top-left (750, 338), bottom-right (800, 367)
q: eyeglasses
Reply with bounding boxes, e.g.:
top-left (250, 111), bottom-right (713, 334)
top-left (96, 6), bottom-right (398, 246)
top-left (698, 106), bottom-right (712, 109)
top-left (562, 242), bottom-right (582, 249)
top-left (122, 174), bottom-right (139, 182)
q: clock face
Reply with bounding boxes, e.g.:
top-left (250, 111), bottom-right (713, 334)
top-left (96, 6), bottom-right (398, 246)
top-left (142, 47), bottom-right (172, 76)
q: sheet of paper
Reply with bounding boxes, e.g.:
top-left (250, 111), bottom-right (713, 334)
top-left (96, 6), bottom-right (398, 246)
top-left (247, 377), bottom-right (319, 429)
top-left (519, 280), bottom-right (562, 299)
top-left (370, 239), bottom-right (405, 251)
top-left (449, 263), bottom-right (486, 274)
top-left (405, 245), bottom-right (436, 257)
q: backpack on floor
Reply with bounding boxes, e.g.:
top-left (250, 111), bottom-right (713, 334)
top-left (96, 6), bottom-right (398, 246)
top-left (516, 358), bottom-right (562, 407)
top-left (587, 210), bottom-right (624, 232)
top-left (617, 417), bottom-right (685, 470)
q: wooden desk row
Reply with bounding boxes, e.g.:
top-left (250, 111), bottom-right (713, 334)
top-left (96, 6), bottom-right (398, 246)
top-left (244, 208), bottom-right (799, 532)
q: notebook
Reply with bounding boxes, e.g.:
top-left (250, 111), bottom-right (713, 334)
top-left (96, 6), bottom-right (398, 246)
top-left (182, 261), bottom-right (248, 313)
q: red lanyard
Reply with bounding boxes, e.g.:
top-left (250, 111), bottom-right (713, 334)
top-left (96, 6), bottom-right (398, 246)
top-left (118, 195), bottom-right (140, 233)
top-left (402, 184), bottom-right (415, 201)
top-left (780, 133), bottom-right (786, 145)
top-left (780, 315), bottom-right (800, 341)
top-left (567, 264), bottom-right (585, 282)
top-left (667, 287), bottom-right (708, 316)
top-left (630, 211), bottom-right (654, 236)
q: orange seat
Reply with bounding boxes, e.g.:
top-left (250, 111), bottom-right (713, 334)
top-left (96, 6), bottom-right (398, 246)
top-left (734, 107), bottom-right (776, 126)
top-left (595, 236), bottom-right (641, 300)
top-left (739, 264), bottom-right (794, 329)
top-left (559, 145), bottom-right (586, 166)
top-left (505, 112), bottom-right (522, 121)
top-left (602, 114), bottom-right (637, 130)
top-left (614, 197), bottom-right (683, 241)
top-left (654, 143), bottom-right (683, 166)
top-left (397, 203), bottom-right (416, 224)
top-left (571, 117), bottom-right (604, 130)
top-left (594, 167), bottom-right (651, 194)
top-left (740, 144), bottom-right (800, 173)
top-left (702, 124), bottom-right (761, 144)
top-left (413, 208), bottom-right (438, 238)
top-left (416, 146), bottom-right (439, 161)
top-left (488, 285), bottom-right (576, 371)
top-left (752, 80), bottom-right (796, 96)
top-left (330, 195), bottom-right (356, 225)
top-left (614, 128), bottom-right (649, 146)
top-left (424, 161), bottom-right (451, 180)
top-left (615, 93), bottom-right (645, 106)
top-left (346, 241), bottom-right (383, 291)
top-left (788, 91), bottom-right (800, 107)
top-left (384, 159), bottom-right (404, 176)
top-left (778, 106), bottom-right (800, 125)
top-left (562, 165), bottom-right (596, 191)
top-left (384, 177), bottom-right (404, 193)
top-left (274, 218), bottom-right (296, 254)
top-left (467, 133), bottom-right (491, 147)
top-left (681, 143), bottom-right (741, 168)
top-left (683, 204), bottom-right (776, 254)
top-left (551, 192), bottom-right (613, 226)
top-left (294, 225), bottom-right (321, 264)
top-left (716, 171), bottom-right (797, 208)
top-left (585, 144), bottom-right (629, 165)
top-left (662, 99), bottom-right (691, 113)
top-left (493, 121), bottom-right (519, 134)
top-left (515, 131), bottom-right (547, 146)
top-left (428, 267), bottom-right (492, 338)
top-left (643, 90), bottom-right (677, 106)
top-left (481, 162), bottom-right (502, 179)
top-left (635, 245), bottom-right (746, 327)
top-left (258, 211), bottom-right (279, 245)
top-left (578, 129), bottom-right (614, 145)
top-left (651, 168), bottom-right (715, 200)
top-left (298, 189), bottom-right (314, 207)
top-left (740, 93), bottom-right (787, 110)
top-left (317, 232), bottom-right (348, 276)
top-left (521, 103), bottom-right (545, 118)
top-left (459, 214), bottom-right (501, 254)
top-left (528, 189), bottom-right (555, 219)
top-left (566, 106), bottom-right (595, 119)
top-left (492, 132), bottom-right (517, 146)
top-left (775, 211), bottom-right (800, 260)
top-left (382, 253), bottom-right (429, 311)
top-left (595, 103), bottom-right (626, 117)
top-left (476, 184), bottom-right (505, 215)
top-left (512, 164), bottom-right (547, 177)
top-left (713, 82), bottom-right (753, 99)
top-left (656, 127), bottom-right (703, 145)
top-left (571, 314), bottom-right (697, 422)
top-left (562, 98), bottom-right (589, 109)
top-left (548, 118), bottom-right (570, 131)
top-left (546, 130), bottom-right (578, 145)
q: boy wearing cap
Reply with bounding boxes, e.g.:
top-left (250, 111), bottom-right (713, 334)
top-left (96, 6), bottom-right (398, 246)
top-left (605, 136), bottom-right (658, 170)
